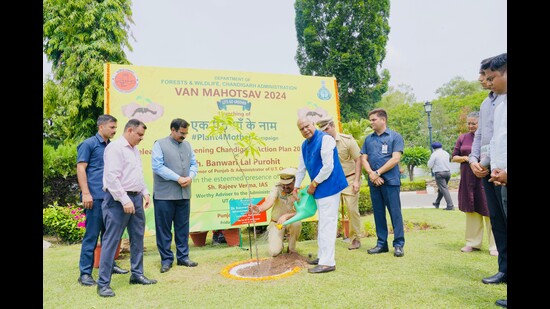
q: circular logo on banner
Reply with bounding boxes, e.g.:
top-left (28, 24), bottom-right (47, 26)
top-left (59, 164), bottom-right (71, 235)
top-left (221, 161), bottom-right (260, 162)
top-left (112, 69), bottom-right (139, 93)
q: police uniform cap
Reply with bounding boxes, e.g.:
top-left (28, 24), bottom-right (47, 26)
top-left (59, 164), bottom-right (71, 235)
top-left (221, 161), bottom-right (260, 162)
top-left (279, 167), bottom-right (297, 185)
top-left (316, 116), bottom-right (333, 131)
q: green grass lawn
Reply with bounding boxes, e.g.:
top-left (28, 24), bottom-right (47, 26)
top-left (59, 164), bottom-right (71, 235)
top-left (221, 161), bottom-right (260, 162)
top-left (43, 208), bottom-right (506, 308)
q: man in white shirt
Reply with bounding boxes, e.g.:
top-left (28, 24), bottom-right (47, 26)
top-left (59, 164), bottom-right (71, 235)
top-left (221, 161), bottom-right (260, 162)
top-left (427, 142), bottom-right (455, 210)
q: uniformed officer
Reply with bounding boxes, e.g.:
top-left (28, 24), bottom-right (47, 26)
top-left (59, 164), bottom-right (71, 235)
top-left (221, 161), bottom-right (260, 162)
top-left (316, 116), bottom-right (363, 250)
top-left (248, 167), bottom-right (302, 256)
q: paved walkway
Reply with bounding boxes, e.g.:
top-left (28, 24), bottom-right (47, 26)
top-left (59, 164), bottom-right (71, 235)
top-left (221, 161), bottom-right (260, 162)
top-left (400, 189), bottom-right (458, 209)
top-left (43, 240), bottom-right (52, 249)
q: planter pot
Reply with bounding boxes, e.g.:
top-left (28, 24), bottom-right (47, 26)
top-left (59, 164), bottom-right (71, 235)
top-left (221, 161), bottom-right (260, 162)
top-left (93, 239), bottom-right (122, 268)
top-left (342, 218), bottom-right (350, 239)
top-left (190, 231), bottom-right (208, 247)
top-left (222, 228), bottom-right (241, 247)
top-left (338, 218), bottom-right (350, 239)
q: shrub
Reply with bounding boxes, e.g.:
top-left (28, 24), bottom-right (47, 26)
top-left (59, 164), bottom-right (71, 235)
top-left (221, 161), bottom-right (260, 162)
top-left (43, 140), bottom-right (81, 208)
top-left (400, 180), bottom-right (426, 191)
top-left (43, 203), bottom-right (86, 244)
top-left (298, 221), bottom-right (317, 241)
top-left (358, 184), bottom-right (372, 215)
top-left (363, 221), bottom-right (376, 237)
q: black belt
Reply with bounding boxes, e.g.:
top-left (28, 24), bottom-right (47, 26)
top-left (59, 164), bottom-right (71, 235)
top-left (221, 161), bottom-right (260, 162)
top-left (126, 191), bottom-right (141, 196)
top-left (346, 173), bottom-right (355, 177)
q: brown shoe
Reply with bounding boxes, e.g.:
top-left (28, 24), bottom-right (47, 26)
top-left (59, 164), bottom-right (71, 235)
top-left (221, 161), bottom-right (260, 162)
top-left (348, 239), bottom-right (361, 250)
top-left (308, 265), bottom-right (336, 274)
top-left (460, 246), bottom-right (480, 252)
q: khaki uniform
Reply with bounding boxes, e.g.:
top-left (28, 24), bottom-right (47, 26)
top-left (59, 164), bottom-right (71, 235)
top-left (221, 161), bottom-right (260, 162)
top-left (335, 133), bottom-right (362, 240)
top-left (266, 184), bottom-right (302, 256)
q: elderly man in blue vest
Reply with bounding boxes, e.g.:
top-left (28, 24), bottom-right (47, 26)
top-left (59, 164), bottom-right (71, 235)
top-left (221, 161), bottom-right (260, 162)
top-left (293, 117), bottom-right (348, 274)
top-left (152, 118), bottom-right (199, 273)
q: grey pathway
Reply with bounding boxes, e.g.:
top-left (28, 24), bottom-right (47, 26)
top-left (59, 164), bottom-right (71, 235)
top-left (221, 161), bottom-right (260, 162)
top-left (43, 240), bottom-right (52, 249)
top-left (400, 189), bottom-right (458, 209)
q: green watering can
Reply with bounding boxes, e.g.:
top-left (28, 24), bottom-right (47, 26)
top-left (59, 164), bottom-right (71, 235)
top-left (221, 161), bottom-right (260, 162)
top-left (277, 187), bottom-right (317, 229)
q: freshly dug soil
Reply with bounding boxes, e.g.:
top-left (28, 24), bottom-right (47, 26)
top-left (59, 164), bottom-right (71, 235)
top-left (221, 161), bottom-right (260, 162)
top-left (235, 252), bottom-right (310, 277)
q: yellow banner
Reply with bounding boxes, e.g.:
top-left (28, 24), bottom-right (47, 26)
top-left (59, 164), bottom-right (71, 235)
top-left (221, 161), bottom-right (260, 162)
top-left (104, 63), bottom-right (340, 233)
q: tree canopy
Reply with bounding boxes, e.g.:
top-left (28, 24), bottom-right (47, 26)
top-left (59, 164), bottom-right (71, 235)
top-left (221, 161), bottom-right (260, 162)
top-left (435, 76), bottom-right (482, 98)
top-left (295, 0), bottom-right (391, 121)
top-left (43, 0), bottom-right (134, 144)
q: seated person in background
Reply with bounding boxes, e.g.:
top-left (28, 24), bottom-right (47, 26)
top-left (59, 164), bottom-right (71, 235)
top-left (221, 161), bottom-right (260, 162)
top-left (249, 168), bottom-right (302, 256)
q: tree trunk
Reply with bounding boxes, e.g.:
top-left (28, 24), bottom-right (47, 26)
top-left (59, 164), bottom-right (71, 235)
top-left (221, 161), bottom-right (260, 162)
top-left (408, 165), bottom-right (415, 181)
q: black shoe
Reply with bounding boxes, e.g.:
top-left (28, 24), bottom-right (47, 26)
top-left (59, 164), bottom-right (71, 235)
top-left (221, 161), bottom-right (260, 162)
top-left (367, 246), bottom-right (389, 254)
top-left (443, 207), bottom-right (455, 210)
top-left (482, 272), bottom-right (507, 284)
top-left (432, 203), bottom-right (439, 209)
top-left (495, 299), bottom-right (507, 308)
top-left (307, 258), bottom-right (319, 265)
top-left (308, 265), bottom-right (336, 273)
top-left (112, 264), bottom-right (129, 274)
top-left (177, 258), bottom-right (198, 267)
top-left (78, 274), bottom-right (96, 286)
top-left (97, 285), bottom-right (115, 297)
top-left (160, 263), bottom-right (172, 273)
top-left (394, 246), bottom-right (404, 257)
top-left (129, 274), bottom-right (158, 285)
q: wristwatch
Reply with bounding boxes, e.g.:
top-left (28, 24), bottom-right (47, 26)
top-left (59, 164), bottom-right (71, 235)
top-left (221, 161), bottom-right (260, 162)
top-left (311, 180), bottom-right (318, 187)
top-left (374, 170), bottom-right (380, 176)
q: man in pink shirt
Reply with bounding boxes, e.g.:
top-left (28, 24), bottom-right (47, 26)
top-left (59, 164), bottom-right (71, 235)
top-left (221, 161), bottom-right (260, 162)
top-left (97, 119), bottom-right (157, 297)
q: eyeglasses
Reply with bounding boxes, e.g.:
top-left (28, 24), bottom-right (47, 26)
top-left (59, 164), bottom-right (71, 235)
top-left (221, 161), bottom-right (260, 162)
top-left (466, 122), bottom-right (478, 126)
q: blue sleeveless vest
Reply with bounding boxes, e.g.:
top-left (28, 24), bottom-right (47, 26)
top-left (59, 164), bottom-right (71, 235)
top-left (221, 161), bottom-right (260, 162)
top-left (301, 130), bottom-right (347, 199)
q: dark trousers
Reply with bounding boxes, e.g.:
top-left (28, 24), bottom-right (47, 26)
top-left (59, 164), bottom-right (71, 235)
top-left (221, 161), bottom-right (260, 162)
top-left (78, 199), bottom-right (104, 276)
top-left (153, 198), bottom-right (191, 265)
top-left (501, 186), bottom-right (507, 219)
top-left (483, 176), bottom-right (507, 274)
top-left (97, 192), bottom-right (146, 288)
top-left (369, 184), bottom-right (405, 248)
top-left (434, 171), bottom-right (454, 207)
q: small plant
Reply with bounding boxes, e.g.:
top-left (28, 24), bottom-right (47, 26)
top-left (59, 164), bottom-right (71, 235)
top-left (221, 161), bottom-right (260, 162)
top-left (387, 219), bottom-right (442, 234)
top-left (403, 219), bottom-right (443, 231)
top-left (362, 221), bottom-right (376, 237)
top-left (298, 221), bottom-right (318, 241)
top-left (207, 112), bottom-right (267, 259)
top-left (43, 203), bottom-right (86, 244)
top-left (401, 146), bottom-right (431, 181)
